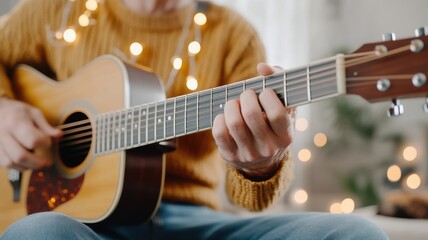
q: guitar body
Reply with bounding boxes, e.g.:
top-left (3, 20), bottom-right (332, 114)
top-left (0, 55), bottom-right (166, 233)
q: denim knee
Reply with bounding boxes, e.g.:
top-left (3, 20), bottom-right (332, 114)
top-left (1, 212), bottom-right (101, 240)
top-left (323, 214), bottom-right (389, 240)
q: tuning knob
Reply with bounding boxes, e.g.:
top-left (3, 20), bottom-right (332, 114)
top-left (382, 32), bottom-right (396, 41)
top-left (423, 97), bottom-right (428, 113)
top-left (388, 99), bottom-right (404, 117)
top-left (415, 26), bottom-right (428, 37)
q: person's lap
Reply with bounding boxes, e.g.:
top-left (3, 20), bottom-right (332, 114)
top-left (2, 202), bottom-right (389, 240)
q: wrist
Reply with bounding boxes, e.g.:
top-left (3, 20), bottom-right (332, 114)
top-left (239, 148), bottom-right (287, 182)
top-left (240, 163), bottom-right (279, 182)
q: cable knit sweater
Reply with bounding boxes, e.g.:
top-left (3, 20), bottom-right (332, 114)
top-left (0, 0), bottom-right (292, 211)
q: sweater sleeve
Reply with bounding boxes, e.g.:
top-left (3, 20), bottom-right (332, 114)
top-left (220, 11), bottom-right (293, 211)
top-left (226, 149), bottom-right (293, 211)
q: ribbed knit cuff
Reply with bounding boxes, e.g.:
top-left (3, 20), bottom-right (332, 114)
top-left (226, 149), bottom-right (293, 211)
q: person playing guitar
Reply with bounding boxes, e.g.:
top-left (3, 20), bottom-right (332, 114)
top-left (0, 0), bottom-right (390, 239)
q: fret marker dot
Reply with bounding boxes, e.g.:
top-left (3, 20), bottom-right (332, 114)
top-left (219, 104), bottom-right (223, 108)
top-left (134, 124), bottom-right (138, 128)
top-left (142, 111), bottom-right (146, 115)
top-left (158, 119), bottom-right (162, 123)
top-left (167, 116), bottom-right (172, 121)
top-left (121, 127), bottom-right (125, 132)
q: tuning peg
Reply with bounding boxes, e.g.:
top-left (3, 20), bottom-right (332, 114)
top-left (415, 26), bottom-right (428, 37)
top-left (388, 99), bottom-right (404, 117)
top-left (382, 32), bottom-right (396, 41)
top-left (423, 97), bottom-right (428, 113)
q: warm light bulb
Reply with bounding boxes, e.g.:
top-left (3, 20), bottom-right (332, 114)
top-left (387, 165), bottom-right (401, 182)
top-left (172, 57), bottom-right (183, 70)
top-left (340, 198), bottom-right (355, 214)
top-left (298, 148), bottom-right (311, 162)
top-left (295, 118), bottom-right (308, 131)
top-left (186, 76), bottom-right (198, 90)
top-left (188, 41), bottom-right (201, 55)
top-left (403, 146), bottom-right (417, 161)
top-left (130, 42), bottom-right (143, 56)
top-left (330, 202), bottom-right (342, 214)
top-left (63, 28), bottom-right (76, 43)
top-left (194, 12), bottom-right (207, 26)
top-left (293, 189), bottom-right (308, 204)
top-left (406, 173), bottom-right (421, 189)
top-left (85, 0), bottom-right (98, 11)
top-left (314, 132), bottom-right (327, 147)
top-left (78, 14), bottom-right (90, 27)
top-left (55, 31), bottom-right (63, 40)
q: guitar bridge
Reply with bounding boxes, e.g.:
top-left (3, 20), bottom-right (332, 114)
top-left (8, 169), bottom-right (22, 202)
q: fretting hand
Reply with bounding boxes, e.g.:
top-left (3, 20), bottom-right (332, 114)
top-left (212, 63), bottom-right (292, 180)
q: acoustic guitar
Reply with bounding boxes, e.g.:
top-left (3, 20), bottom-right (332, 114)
top-left (1, 34), bottom-right (427, 233)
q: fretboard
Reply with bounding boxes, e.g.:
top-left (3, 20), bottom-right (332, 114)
top-left (94, 55), bottom-right (345, 155)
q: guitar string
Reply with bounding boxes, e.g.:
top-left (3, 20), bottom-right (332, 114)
top-left (59, 72), bottom-right (338, 146)
top-left (57, 66), bottom-right (408, 150)
top-left (58, 44), bottom-right (415, 150)
top-left (57, 57), bottom-right (339, 132)
top-left (56, 45), bottom-right (404, 132)
top-left (56, 51), bottom-right (369, 132)
top-left (57, 60), bottom-right (335, 133)
top-left (58, 67), bottom-right (338, 143)
top-left (346, 45), bottom-right (410, 67)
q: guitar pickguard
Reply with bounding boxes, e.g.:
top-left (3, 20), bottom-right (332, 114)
top-left (27, 168), bottom-right (84, 214)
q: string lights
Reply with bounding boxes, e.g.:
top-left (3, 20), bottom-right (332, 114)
top-left (293, 112), bottom-right (423, 214)
top-left (46, 0), bottom-right (207, 92)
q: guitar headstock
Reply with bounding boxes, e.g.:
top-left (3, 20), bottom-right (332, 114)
top-left (345, 29), bottom-right (428, 116)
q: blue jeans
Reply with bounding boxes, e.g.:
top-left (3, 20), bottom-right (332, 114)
top-left (2, 202), bottom-right (389, 240)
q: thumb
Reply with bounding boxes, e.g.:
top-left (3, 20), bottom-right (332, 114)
top-left (30, 108), bottom-right (63, 138)
top-left (257, 63), bottom-right (283, 76)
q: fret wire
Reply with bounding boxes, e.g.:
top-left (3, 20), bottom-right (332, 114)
top-left (164, 100), bottom-right (167, 139)
top-left (131, 109), bottom-right (135, 147)
top-left (99, 115), bottom-right (103, 153)
top-left (102, 114), bottom-right (107, 152)
top-left (196, 93), bottom-right (199, 131)
top-left (134, 107), bottom-right (139, 147)
top-left (109, 113), bottom-right (113, 151)
top-left (225, 84), bottom-right (228, 103)
top-left (107, 112), bottom-right (111, 152)
top-left (184, 95), bottom-right (187, 134)
top-left (145, 104), bottom-right (148, 145)
top-left (121, 110), bottom-right (125, 149)
top-left (117, 112), bottom-right (122, 149)
top-left (283, 71), bottom-right (288, 106)
top-left (112, 112), bottom-right (116, 151)
top-left (173, 98), bottom-right (176, 137)
top-left (210, 89), bottom-right (213, 128)
top-left (154, 102), bottom-right (157, 142)
top-left (137, 105), bottom-right (141, 146)
top-left (95, 116), bottom-right (100, 154)
top-left (263, 75), bottom-right (266, 90)
top-left (124, 110), bottom-right (128, 148)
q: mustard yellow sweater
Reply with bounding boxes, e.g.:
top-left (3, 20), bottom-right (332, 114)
top-left (0, 0), bottom-right (292, 211)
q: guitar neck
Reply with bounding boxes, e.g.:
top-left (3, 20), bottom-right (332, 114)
top-left (94, 54), bottom-right (345, 155)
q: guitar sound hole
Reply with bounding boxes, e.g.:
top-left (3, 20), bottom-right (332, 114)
top-left (59, 112), bottom-right (92, 168)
